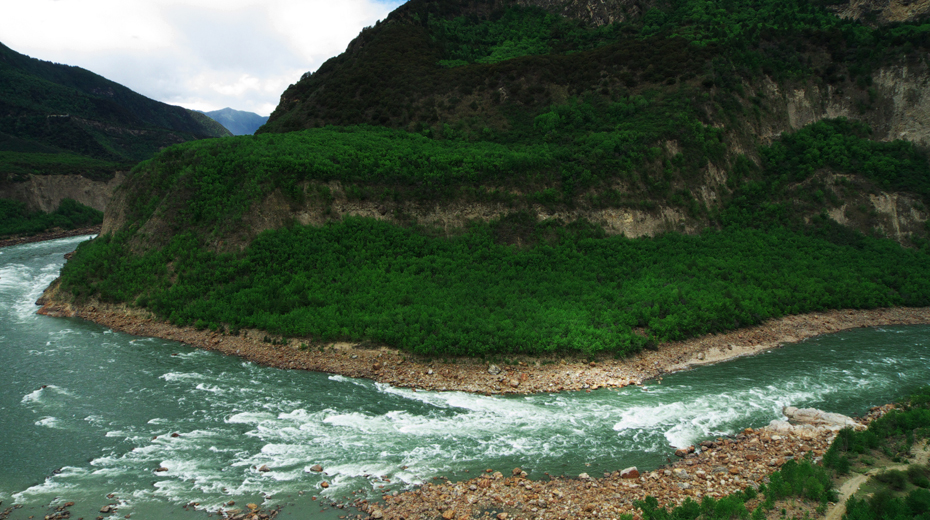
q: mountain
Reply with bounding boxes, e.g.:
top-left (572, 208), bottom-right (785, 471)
top-left (0, 41), bottom-right (231, 177)
top-left (201, 108), bottom-right (269, 136)
top-left (52, 0), bottom-right (930, 359)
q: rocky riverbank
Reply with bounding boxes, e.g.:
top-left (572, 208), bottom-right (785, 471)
top-left (352, 405), bottom-right (894, 520)
top-left (0, 226), bottom-right (100, 249)
top-left (35, 281), bottom-right (930, 394)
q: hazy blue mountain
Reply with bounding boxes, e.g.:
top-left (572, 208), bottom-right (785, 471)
top-left (201, 108), bottom-right (269, 136)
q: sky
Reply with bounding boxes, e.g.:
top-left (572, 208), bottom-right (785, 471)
top-left (0, 0), bottom-right (407, 117)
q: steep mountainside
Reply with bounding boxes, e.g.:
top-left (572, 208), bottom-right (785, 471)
top-left (202, 108), bottom-right (269, 136)
top-left (0, 41), bottom-right (231, 177)
top-left (53, 0), bottom-right (930, 358)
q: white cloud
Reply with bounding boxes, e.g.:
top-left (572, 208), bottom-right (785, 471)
top-left (0, 0), bottom-right (405, 116)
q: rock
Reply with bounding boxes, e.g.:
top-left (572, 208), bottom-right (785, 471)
top-left (675, 448), bottom-right (689, 458)
top-left (170, 433), bottom-right (179, 438)
top-left (370, 510), bottom-right (383, 519)
top-left (154, 467), bottom-right (168, 472)
top-left (729, 467), bottom-right (740, 475)
top-left (100, 506), bottom-right (114, 513)
top-left (247, 504), bottom-right (259, 510)
top-left (258, 465), bottom-right (270, 472)
top-left (697, 352), bottom-right (705, 360)
top-left (488, 365), bottom-right (501, 375)
top-left (578, 472), bottom-right (591, 480)
top-left (509, 379), bottom-right (520, 388)
top-left (497, 513), bottom-right (509, 520)
top-left (442, 510), bottom-right (455, 519)
top-left (372, 363), bottom-right (382, 371)
top-left (321, 482), bottom-right (329, 489)
top-left (512, 467), bottom-right (522, 476)
top-left (620, 467), bottom-right (640, 479)
top-left (782, 406), bottom-right (866, 430)
top-left (309, 464), bottom-right (323, 472)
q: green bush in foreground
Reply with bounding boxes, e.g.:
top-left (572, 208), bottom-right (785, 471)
top-left (59, 216), bottom-right (930, 357)
top-left (0, 198), bottom-right (103, 238)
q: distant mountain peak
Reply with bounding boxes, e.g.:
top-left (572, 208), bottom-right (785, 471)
top-left (201, 108), bottom-right (269, 135)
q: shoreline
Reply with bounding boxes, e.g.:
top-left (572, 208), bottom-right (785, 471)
top-left (357, 406), bottom-right (900, 520)
top-left (0, 226), bottom-right (100, 249)
top-left (36, 286), bottom-right (930, 394)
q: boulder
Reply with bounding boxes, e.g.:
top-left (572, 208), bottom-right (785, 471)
top-left (258, 465), bottom-right (270, 472)
top-left (488, 365), bottom-right (501, 375)
top-left (309, 465), bottom-right (323, 473)
top-left (620, 467), bottom-right (640, 479)
top-left (782, 406), bottom-right (865, 431)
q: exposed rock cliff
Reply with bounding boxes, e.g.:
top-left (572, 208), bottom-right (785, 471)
top-left (0, 172), bottom-right (125, 212)
top-left (831, 0), bottom-right (930, 23)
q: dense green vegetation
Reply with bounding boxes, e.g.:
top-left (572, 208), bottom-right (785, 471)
top-left (633, 458), bottom-right (835, 520)
top-left (0, 198), bottom-right (103, 238)
top-left (59, 214), bottom-right (930, 357)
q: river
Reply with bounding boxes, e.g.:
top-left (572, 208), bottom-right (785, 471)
top-left (1, 236), bottom-right (929, 519)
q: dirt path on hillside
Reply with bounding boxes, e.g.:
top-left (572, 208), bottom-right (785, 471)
top-left (825, 441), bottom-right (930, 520)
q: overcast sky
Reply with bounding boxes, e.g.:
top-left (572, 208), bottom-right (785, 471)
top-left (1, 0), bottom-right (407, 116)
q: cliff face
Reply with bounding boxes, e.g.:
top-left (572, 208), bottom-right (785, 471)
top-left (0, 172), bottom-right (125, 213)
top-left (830, 0), bottom-right (930, 23)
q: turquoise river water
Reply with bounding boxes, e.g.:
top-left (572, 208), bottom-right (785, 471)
top-left (1, 236), bottom-right (929, 519)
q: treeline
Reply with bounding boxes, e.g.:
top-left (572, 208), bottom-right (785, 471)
top-left (0, 198), bottom-right (102, 238)
top-left (0, 151), bottom-right (126, 181)
top-left (59, 215), bottom-right (930, 357)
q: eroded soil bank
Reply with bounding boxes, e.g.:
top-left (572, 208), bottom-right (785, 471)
top-left (36, 280), bottom-right (930, 395)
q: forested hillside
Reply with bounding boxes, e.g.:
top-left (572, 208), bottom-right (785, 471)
top-left (0, 41), bottom-right (231, 179)
top-left (55, 0), bottom-right (930, 358)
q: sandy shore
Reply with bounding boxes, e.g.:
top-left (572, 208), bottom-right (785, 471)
top-left (0, 226), bottom-right (100, 249)
top-left (36, 281), bottom-right (930, 395)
